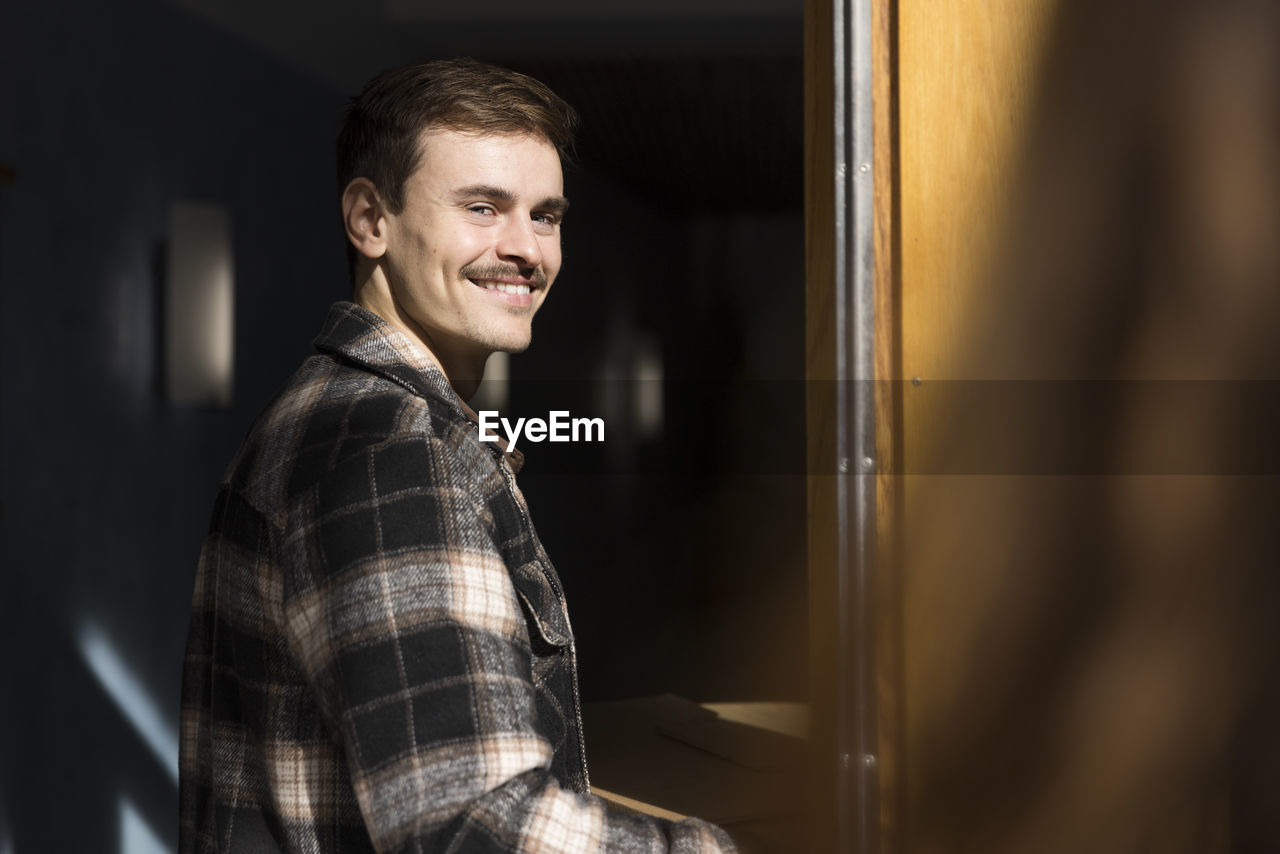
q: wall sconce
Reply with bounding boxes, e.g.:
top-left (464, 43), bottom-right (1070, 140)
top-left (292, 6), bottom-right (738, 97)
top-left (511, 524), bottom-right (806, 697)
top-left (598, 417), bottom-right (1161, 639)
top-left (633, 334), bottom-right (664, 440)
top-left (165, 201), bottom-right (233, 406)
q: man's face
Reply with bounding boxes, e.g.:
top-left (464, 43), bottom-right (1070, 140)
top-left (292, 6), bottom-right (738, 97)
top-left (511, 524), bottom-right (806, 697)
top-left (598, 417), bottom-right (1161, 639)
top-left (380, 128), bottom-right (567, 366)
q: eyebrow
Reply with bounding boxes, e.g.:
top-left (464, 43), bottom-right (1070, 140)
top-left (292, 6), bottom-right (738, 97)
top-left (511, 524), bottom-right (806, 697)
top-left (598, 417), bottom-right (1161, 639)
top-left (453, 184), bottom-right (570, 215)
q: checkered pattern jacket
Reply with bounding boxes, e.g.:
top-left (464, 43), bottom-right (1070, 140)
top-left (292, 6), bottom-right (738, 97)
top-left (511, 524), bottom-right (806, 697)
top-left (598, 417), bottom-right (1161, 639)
top-left (179, 301), bottom-right (735, 853)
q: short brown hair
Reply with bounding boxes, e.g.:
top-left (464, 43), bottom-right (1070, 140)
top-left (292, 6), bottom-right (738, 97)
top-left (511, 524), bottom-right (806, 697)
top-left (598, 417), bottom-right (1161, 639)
top-left (336, 58), bottom-right (578, 216)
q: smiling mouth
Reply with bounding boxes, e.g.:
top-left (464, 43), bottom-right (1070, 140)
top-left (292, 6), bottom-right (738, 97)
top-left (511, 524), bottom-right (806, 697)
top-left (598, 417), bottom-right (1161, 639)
top-left (471, 280), bottom-right (532, 296)
top-left (462, 263), bottom-right (548, 296)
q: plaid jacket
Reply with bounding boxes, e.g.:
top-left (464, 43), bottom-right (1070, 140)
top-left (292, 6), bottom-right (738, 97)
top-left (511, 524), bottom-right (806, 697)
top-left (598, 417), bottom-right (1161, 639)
top-left (179, 302), bottom-right (735, 853)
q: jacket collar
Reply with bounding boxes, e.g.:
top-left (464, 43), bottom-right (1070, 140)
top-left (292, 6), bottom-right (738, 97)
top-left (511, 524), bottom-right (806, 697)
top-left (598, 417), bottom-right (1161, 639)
top-left (312, 301), bottom-right (525, 472)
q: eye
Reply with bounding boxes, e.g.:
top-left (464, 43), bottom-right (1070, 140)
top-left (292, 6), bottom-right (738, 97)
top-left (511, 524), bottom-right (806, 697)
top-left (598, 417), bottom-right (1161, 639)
top-left (467, 203), bottom-right (497, 216)
top-left (532, 211), bottom-right (561, 226)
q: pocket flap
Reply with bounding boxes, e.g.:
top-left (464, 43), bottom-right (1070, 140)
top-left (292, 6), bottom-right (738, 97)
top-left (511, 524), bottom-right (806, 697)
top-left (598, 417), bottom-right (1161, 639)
top-left (509, 560), bottom-right (571, 648)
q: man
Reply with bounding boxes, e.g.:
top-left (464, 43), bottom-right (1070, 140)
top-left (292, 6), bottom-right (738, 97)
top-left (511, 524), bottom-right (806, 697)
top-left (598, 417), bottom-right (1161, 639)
top-left (179, 59), bottom-right (736, 853)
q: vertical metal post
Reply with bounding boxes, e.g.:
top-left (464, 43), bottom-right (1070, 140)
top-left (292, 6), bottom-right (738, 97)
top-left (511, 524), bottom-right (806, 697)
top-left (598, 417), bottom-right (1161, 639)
top-left (832, 0), bottom-right (878, 850)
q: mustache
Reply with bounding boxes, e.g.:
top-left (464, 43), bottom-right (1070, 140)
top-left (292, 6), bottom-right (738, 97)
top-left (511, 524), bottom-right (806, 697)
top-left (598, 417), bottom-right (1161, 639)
top-left (460, 263), bottom-right (548, 288)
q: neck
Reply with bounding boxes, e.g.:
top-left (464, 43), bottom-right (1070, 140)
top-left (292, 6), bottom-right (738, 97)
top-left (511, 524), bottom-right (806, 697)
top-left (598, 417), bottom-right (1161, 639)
top-left (354, 273), bottom-right (487, 401)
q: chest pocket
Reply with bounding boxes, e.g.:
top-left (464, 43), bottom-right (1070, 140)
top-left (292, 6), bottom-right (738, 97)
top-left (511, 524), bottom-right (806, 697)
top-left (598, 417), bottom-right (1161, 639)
top-left (507, 558), bottom-right (579, 781)
top-left (508, 559), bottom-right (572, 652)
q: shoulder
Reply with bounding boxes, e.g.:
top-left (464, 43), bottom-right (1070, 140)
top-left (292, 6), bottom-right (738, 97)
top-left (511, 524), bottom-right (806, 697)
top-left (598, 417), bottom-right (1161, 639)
top-left (226, 352), bottom-right (500, 523)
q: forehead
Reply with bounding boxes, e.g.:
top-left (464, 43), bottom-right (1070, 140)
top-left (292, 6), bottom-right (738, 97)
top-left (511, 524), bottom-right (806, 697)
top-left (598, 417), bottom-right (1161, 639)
top-left (413, 128), bottom-right (563, 193)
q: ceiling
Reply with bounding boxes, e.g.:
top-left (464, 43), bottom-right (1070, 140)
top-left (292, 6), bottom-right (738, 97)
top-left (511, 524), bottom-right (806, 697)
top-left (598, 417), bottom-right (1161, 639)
top-left (164, 0), bottom-right (802, 91)
top-left (162, 0), bottom-right (805, 211)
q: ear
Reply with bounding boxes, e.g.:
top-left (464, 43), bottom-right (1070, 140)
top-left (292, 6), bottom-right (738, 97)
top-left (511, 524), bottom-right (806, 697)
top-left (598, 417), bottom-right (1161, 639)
top-left (342, 178), bottom-right (389, 261)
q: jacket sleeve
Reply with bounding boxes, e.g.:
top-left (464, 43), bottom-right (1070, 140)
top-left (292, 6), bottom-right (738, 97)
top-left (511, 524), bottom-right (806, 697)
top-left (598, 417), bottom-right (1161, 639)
top-left (278, 420), bottom-right (737, 854)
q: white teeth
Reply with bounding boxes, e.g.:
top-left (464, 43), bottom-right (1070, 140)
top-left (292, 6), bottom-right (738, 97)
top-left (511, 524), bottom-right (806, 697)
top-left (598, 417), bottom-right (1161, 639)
top-left (475, 280), bottom-right (530, 296)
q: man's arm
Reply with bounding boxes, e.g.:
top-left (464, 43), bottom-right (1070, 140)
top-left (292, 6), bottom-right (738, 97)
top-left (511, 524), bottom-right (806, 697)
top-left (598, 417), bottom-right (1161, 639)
top-left (278, 418), bottom-right (736, 853)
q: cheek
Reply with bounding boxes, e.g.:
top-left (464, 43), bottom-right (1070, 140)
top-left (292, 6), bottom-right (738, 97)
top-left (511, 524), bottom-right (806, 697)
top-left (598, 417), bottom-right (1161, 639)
top-left (543, 240), bottom-right (563, 273)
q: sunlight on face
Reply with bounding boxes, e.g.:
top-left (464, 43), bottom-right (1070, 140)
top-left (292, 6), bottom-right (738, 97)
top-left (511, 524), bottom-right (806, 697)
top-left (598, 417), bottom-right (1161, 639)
top-left (380, 130), bottom-right (567, 377)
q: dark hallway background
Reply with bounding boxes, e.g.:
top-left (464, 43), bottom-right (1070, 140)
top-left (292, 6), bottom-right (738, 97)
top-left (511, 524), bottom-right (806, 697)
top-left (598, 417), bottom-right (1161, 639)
top-left (0, 0), bottom-right (805, 851)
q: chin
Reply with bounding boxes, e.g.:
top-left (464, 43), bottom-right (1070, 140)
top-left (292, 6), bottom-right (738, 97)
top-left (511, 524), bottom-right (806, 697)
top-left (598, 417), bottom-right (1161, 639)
top-left (495, 340), bottom-right (533, 355)
top-left (488, 327), bottom-right (534, 354)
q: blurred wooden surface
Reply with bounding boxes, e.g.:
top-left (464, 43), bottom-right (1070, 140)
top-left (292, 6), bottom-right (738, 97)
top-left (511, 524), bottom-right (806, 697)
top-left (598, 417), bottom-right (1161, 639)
top-left (584, 696), bottom-right (807, 852)
top-left (894, 1), bottom-right (1280, 853)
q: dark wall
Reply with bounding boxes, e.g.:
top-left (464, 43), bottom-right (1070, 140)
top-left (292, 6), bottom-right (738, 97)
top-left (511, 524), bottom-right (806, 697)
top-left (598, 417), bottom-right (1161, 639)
top-left (0, 3), bottom-right (805, 851)
top-left (1, 1), bottom-right (347, 851)
top-left (512, 196), bottom-right (807, 703)
top-left (505, 55), bottom-right (808, 703)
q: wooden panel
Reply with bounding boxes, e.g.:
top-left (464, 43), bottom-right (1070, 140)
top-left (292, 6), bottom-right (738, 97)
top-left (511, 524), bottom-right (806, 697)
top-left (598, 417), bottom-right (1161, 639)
top-left (872, 1), bottom-right (903, 852)
top-left (894, 2), bottom-right (1058, 851)
top-left (898, 0), bottom-right (1057, 381)
top-left (897, 0), bottom-right (1058, 720)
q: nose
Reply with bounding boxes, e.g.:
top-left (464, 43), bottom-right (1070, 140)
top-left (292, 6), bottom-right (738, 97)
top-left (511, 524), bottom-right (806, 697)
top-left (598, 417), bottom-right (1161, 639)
top-left (496, 214), bottom-right (543, 271)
